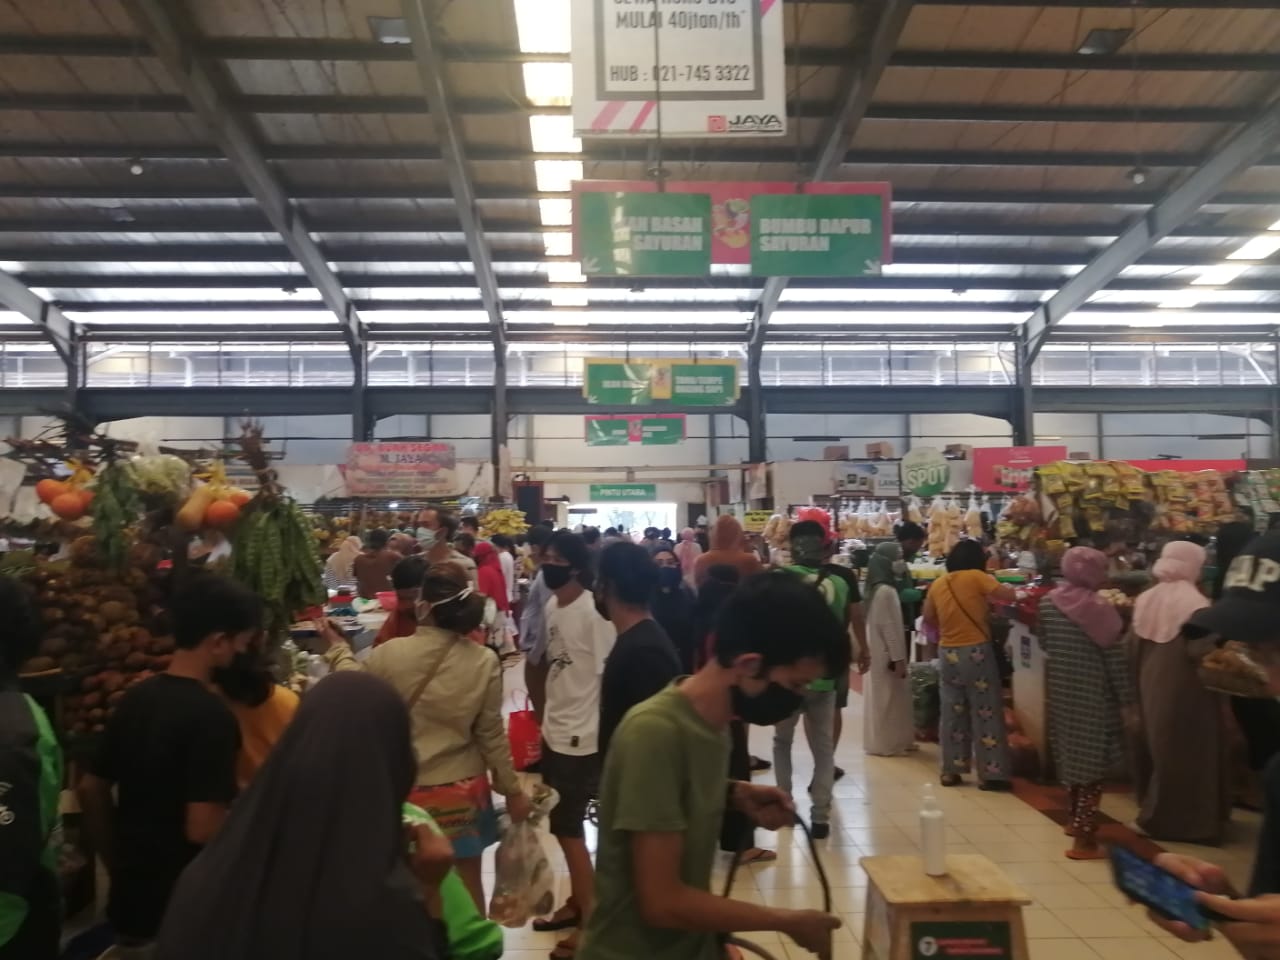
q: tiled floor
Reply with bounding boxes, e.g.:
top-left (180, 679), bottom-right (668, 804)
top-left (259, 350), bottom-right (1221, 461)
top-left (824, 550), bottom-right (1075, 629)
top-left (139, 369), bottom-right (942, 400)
top-left (494, 673), bottom-right (1262, 960)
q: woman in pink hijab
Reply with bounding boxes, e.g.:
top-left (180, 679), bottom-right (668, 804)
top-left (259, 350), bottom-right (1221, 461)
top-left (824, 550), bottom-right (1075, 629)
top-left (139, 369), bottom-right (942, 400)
top-left (1038, 546), bottom-right (1131, 859)
top-left (1129, 540), bottom-right (1230, 843)
top-left (672, 527), bottom-right (703, 587)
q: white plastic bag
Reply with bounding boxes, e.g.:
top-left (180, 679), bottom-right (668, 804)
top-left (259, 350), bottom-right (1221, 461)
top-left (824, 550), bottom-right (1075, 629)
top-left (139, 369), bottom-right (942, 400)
top-left (487, 787), bottom-right (559, 928)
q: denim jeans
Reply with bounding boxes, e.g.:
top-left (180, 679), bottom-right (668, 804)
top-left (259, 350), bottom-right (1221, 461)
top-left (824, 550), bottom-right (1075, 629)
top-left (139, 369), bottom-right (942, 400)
top-left (773, 688), bottom-right (837, 825)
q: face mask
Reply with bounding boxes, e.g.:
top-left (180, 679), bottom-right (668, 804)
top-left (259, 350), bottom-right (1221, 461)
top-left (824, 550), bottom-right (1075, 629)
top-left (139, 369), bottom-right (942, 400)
top-left (593, 587), bottom-right (611, 622)
top-left (892, 560), bottom-right (908, 575)
top-left (417, 528), bottom-right (437, 548)
top-left (732, 681), bottom-right (805, 727)
top-left (657, 567), bottom-right (683, 589)
top-left (542, 563), bottom-right (573, 591)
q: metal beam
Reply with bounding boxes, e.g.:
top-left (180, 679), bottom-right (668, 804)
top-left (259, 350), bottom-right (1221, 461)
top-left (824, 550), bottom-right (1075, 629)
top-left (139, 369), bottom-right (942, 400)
top-left (4, 141), bottom-right (1280, 170)
top-left (0, 270), bottom-right (79, 371)
top-left (0, 91), bottom-right (1253, 124)
top-left (1025, 95), bottom-right (1280, 361)
top-left (7, 33), bottom-right (1279, 72)
top-left (3, 240), bottom-right (1242, 267)
top-left (23, 272), bottom-right (1280, 295)
top-left (119, 0), bottom-right (364, 359)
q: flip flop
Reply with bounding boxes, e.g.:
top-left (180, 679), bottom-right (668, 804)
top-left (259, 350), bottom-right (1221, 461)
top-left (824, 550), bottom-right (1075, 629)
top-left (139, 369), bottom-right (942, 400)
top-left (550, 937), bottom-right (578, 959)
top-left (533, 907), bottom-right (580, 933)
top-left (1065, 845), bottom-right (1107, 861)
top-left (736, 848), bottom-right (778, 866)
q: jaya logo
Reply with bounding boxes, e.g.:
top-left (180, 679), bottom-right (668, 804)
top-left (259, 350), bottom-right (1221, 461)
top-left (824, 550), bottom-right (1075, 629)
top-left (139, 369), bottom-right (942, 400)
top-left (706, 113), bottom-right (783, 133)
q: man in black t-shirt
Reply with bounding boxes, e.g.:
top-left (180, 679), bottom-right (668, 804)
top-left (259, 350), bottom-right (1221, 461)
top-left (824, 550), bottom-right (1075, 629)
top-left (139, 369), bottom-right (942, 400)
top-left (597, 543), bottom-right (681, 758)
top-left (78, 575), bottom-right (263, 951)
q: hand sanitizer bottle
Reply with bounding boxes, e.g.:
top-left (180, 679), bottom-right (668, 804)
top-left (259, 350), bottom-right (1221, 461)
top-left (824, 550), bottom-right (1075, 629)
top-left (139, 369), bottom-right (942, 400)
top-left (920, 784), bottom-right (947, 876)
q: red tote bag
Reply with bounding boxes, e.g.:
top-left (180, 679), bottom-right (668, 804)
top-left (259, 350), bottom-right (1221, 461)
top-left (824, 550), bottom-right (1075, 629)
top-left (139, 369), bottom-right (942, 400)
top-left (507, 692), bottom-right (542, 771)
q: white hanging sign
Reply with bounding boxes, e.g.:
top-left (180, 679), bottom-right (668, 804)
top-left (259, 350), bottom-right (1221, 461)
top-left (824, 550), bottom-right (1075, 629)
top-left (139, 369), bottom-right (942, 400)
top-left (570, 0), bottom-right (786, 138)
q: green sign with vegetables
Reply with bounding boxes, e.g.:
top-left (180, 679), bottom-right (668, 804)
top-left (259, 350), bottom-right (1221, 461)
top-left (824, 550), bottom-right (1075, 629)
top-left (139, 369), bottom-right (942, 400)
top-left (750, 193), bottom-right (885, 277)
top-left (577, 192), bottom-right (712, 276)
top-left (583, 359), bottom-right (739, 406)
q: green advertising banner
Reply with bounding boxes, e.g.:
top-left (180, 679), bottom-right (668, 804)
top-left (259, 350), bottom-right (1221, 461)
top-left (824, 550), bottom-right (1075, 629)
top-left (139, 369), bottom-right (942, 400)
top-left (577, 192), bottom-right (712, 276)
top-left (584, 359), bottom-right (739, 407)
top-left (584, 415), bottom-right (685, 446)
top-left (749, 193), bottom-right (885, 276)
top-left (590, 483), bottom-right (657, 501)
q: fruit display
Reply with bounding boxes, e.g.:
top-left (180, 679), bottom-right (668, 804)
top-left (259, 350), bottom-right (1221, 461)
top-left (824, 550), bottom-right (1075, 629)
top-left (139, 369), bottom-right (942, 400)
top-left (1096, 587), bottom-right (1133, 609)
top-left (762, 513), bottom-right (791, 550)
top-left (125, 453), bottom-right (191, 505)
top-left (1199, 642), bottom-right (1270, 699)
top-left (479, 508), bottom-right (529, 539)
top-left (90, 459), bottom-right (142, 571)
top-left (35, 464), bottom-right (96, 521)
top-left (176, 461), bottom-right (251, 533)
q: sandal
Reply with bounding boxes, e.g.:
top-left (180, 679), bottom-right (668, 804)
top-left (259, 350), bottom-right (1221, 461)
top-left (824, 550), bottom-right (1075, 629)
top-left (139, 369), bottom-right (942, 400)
top-left (979, 779), bottom-right (1013, 792)
top-left (1065, 843), bottom-right (1106, 861)
top-left (939, 773), bottom-right (963, 787)
top-left (736, 847), bottom-right (778, 866)
top-left (550, 937), bottom-right (578, 959)
top-left (533, 902), bottom-right (580, 933)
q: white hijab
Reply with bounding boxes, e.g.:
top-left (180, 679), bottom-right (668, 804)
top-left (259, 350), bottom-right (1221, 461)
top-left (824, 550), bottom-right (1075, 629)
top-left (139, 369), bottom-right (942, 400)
top-left (1132, 540), bottom-right (1208, 644)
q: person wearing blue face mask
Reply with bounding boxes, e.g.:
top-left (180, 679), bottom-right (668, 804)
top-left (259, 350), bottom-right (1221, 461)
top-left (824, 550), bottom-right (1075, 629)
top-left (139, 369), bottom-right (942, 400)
top-left (652, 549), bottom-right (697, 672)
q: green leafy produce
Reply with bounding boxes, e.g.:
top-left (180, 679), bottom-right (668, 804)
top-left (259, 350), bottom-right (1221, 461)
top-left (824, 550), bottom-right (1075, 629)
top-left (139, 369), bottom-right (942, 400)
top-left (232, 495), bottom-right (325, 641)
top-left (90, 462), bottom-right (142, 571)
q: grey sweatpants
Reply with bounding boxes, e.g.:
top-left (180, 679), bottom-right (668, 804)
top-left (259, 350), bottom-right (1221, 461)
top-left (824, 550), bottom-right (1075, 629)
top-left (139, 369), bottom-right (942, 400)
top-left (773, 688), bottom-right (837, 825)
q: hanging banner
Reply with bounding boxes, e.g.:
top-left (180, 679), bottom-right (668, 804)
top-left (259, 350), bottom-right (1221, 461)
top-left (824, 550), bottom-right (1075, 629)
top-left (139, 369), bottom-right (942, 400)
top-left (576, 191), bottom-right (711, 276)
top-left (835, 461), bottom-right (902, 497)
top-left (345, 442), bottom-right (458, 498)
top-left (590, 482), bottom-right (658, 501)
top-left (900, 447), bottom-right (951, 497)
top-left (583, 358), bottom-right (739, 406)
top-left (573, 180), bottom-right (891, 270)
top-left (971, 446), bottom-right (1069, 492)
top-left (585, 414), bottom-right (686, 446)
top-left (570, 0), bottom-right (786, 139)
top-left (750, 193), bottom-right (886, 276)
top-left (742, 509), bottom-right (773, 533)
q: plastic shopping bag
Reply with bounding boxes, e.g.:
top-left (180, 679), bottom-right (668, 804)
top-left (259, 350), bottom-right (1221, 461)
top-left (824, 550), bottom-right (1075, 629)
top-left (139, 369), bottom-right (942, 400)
top-left (488, 784), bottom-right (559, 928)
top-left (507, 692), bottom-right (542, 771)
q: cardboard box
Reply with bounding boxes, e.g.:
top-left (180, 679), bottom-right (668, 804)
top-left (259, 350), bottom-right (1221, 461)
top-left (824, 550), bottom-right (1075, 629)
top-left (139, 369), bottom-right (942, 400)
top-left (823, 445), bottom-right (851, 460)
top-left (865, 441), bottom-right (895, 460)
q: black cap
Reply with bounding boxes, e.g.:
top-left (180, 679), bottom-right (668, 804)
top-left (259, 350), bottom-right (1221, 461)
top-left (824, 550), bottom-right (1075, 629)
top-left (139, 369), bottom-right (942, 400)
top-left (1190, 529), bottom-right (1280, 644)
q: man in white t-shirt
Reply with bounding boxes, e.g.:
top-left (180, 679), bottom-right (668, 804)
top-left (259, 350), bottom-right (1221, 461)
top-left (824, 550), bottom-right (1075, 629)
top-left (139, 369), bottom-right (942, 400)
top-left (537, 530), bottom-right (616, 954)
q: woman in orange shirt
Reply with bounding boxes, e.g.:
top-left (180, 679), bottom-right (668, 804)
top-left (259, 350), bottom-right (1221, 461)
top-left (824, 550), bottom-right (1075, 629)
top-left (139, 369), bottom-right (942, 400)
top-left (923, 540), bottom-right (1017, 791)
top-left (214, 634), bottom-right (300, 789)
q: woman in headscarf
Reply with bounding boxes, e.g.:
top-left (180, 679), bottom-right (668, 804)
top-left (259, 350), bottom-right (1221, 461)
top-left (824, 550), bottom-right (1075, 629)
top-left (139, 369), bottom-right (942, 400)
top-left (1038, 546), bottom-right (1130, 860)
top-left (155, 672), bottom-right (451, 960)
top-left (472, 541), bottom-right (513, 653)
top-left (672, 527), bottom-right (703, 586)
top-left (322, 535), bottom-right (363, 591)
top-left (1129, 540), bottom-right (1229, 843)
top-left (652, 548), bottom-right (697, 672)
top-left (863, 542), bottom-right (915, 757)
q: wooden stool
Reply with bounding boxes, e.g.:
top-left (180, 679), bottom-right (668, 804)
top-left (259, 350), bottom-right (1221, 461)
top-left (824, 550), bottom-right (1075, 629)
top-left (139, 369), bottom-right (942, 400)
top-left (860, 854), bottom-right (1031, 960)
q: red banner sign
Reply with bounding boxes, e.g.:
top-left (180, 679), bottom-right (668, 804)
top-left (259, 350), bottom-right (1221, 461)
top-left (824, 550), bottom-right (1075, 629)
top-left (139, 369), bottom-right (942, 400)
top-left (972, 446), bottom-right (1069, 492)
top-left (571, 179), bottom-right (893, 266)
top-left (345, 442), bottom-right (458, 498)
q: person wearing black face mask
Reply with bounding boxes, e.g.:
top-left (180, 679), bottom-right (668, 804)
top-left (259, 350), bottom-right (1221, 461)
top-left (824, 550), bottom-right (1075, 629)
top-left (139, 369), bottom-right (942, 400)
top-left (213, 634), bottom-right (300, 791)
top-left (651, 549), bottom-right (697, 672)
top-left (578, 571), bottom-right (848, 960)
top-left (597, 543), bottom-right (681, 758)
top-left (537, 531), bottom-right (616, 955)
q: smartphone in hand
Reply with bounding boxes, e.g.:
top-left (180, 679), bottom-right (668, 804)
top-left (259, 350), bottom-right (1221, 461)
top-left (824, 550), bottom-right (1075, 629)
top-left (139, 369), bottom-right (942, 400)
top-left (1109, 845), bottom-right (1228, 932)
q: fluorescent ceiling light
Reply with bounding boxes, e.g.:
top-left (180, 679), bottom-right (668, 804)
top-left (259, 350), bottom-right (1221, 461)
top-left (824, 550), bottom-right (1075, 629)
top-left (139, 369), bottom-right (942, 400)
top-left (543, 232), bottom-right (574, 257)
top-left (1227, 235), bottom-right (1280, 261)
top-left (1159, 291), bottom-right (1202, 309)
top-left (1191, 264), bottom-right (1248, 286)
top-left (545, 261), bottom-right (585, 283)
top-left (549, 288), bottom-right (589, 307)
top-left (534, 160), bottom-right (584, 193)
top-left (538, 198), bottom-right (573, 226)
top-left (1127, 318), bottom-right (1166, 328)
top-left (529, 115), bottom-right (580, 154)
top-left (1270, 217), bottom-right (1280, 231)
top-left (368, 16), bottom-right (410, 44)
top-left (514, 0), bottom-right (571, 53)
top-left (523, 64), bottom-right (573, 107)
top-left (1076, 27), bottom-right (1131, 55)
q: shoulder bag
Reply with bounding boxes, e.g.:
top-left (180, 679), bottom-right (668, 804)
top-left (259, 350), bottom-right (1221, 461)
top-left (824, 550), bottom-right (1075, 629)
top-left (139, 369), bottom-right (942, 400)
top-left (941, 576), bottom-right (1013, 682)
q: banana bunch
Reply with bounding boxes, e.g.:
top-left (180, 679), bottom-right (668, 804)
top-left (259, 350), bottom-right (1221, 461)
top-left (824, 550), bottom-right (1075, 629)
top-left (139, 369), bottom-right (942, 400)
top-left (91, 461), bottom-right (142, 571)
top-left (480, 508), bottom-right (529, 538)
top-left (232, 496), bottom-right (325, 640)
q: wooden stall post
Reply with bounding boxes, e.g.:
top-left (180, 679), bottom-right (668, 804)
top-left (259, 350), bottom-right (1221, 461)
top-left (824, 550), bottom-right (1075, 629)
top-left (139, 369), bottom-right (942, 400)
top-left (860, 855), bottom-right (1031, 960)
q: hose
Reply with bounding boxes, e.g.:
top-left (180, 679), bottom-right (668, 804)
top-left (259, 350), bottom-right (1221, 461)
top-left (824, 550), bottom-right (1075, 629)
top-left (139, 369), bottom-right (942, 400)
top-left (721, 817), bottom-right (834, 960)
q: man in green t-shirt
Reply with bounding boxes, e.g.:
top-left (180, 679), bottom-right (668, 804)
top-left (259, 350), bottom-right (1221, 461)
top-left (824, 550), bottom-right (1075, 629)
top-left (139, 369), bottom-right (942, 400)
top-left (0, 577), bottom-right (62, 960)
top-left (776, 520), bottom-right (854, 839)
top-left (579, 572), bottom-right (848, 960)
